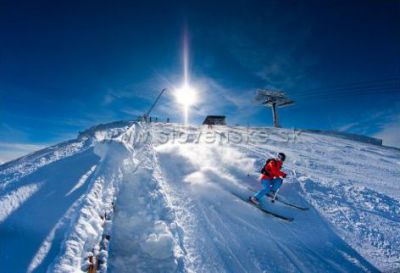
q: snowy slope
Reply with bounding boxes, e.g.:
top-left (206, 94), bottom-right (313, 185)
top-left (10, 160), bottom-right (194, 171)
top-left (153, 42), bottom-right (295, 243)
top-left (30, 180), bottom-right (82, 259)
top-left (0, 122), bottom-right (399, 273)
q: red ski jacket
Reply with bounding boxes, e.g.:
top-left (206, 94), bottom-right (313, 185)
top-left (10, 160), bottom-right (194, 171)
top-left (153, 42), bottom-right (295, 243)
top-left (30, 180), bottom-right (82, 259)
top-left (260, 159), bottom-right (286, 180)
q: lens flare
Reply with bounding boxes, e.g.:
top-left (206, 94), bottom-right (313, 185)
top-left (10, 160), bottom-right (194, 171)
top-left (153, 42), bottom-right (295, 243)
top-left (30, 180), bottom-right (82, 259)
top-left (175, 84), bottom-right (196, 106)
top-left (174, 84), bottom-right (197, 125)
top-left (175, 27), bottom-right (197, 125)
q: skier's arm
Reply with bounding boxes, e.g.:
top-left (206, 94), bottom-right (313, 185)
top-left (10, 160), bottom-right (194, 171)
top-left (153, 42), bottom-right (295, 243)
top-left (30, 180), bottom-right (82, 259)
top-left (273, 168), bottom-right (286, 178)
top-left (268, 161), bottom-right (287, 178)
top-left (278, 170), bottom-right (287, 178)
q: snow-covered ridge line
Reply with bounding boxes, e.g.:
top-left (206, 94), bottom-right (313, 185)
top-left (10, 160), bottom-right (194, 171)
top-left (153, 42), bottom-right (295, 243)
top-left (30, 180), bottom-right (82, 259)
top-left (303, 129), bottom-right (383, 146)
top-left (0, 120), bottom-right (134, 179)
top-left (77, 120), bottom-right (134, 141)
top-left (0, 138), bottom-right (91, 191)
top-left (0, 121), bottom-right (137, 194)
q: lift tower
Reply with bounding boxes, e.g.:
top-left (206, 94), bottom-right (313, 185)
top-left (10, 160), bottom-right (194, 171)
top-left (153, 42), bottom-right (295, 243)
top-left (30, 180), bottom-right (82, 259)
top-left (255, 89), bottom-right (295, 128)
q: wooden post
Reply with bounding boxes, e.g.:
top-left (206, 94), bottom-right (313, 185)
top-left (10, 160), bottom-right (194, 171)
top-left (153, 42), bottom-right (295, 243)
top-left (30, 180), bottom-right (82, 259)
top-left (88, 255), bottom-right (97, 273)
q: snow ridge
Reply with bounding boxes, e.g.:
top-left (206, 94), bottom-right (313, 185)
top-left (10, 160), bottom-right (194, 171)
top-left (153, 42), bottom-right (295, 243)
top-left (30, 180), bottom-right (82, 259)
top-left (48, 127), bottom-right (132, 273)
top-left (108, 124), bottom-right (185, 273)
top-left (0, 139), bottom-right (90, 193)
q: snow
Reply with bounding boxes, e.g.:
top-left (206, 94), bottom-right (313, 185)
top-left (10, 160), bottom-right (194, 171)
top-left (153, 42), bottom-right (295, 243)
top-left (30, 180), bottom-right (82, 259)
top-left (0, 182), bottom-right (42, 223)
top-left (107, 124), bottom-right (184, 273)
top-left (154, 141), bottom-right (376, 272)
top-left (27, 196), bottom-right (84, 273)
top-left (0, 139), bottom-right (91, 191)
top-left (65, 165), bottom-right (97, 197)
top-left (0, 121), bottom-right (399, 272)
top-left (0, 146), bottom-right (100, 273)
top-left (140, 221), bottom-right (176, 259)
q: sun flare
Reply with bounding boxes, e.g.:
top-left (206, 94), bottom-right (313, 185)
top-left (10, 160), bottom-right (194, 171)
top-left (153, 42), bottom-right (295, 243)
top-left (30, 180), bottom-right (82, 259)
top-left (174, 84), bottom-right (197, 107)
top-left (174, 84), bottom-right (197, 125)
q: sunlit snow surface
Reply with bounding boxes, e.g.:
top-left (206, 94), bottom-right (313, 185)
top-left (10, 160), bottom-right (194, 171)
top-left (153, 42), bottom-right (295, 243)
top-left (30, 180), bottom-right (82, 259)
top-left (0, 122), bottom-right (399, 273)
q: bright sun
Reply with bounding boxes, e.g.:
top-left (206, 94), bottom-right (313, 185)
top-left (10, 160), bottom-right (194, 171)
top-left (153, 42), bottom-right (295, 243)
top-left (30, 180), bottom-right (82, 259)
top-left (174, 84), bottom-right (197, 125)
top-left (174, 84), bottom-right (197, 107)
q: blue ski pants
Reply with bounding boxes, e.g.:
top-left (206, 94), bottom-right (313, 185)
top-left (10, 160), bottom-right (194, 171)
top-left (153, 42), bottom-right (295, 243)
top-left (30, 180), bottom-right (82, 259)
top-left (254, 178), bottom-right (283, 201)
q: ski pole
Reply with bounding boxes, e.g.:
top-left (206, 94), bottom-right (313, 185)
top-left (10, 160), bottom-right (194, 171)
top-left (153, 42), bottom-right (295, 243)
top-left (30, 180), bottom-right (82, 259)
top-left (271, 188), bottom-right (280, 203)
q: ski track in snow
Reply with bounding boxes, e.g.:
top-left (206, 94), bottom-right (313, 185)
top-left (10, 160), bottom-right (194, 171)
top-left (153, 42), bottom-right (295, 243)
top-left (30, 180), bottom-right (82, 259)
top-left (0, 122), bottom-right (399, 272)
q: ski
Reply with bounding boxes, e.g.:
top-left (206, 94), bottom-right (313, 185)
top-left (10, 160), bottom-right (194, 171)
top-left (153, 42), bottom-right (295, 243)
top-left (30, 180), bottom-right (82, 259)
top-left (247, 187), bottom-right (309, 211)
top-left (230, 192), bottom-right (294, 222)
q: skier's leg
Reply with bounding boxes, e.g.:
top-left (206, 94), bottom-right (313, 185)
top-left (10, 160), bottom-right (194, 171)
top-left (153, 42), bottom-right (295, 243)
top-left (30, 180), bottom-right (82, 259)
top-left (267, 178), bottom-right (282, 202)
top-left (254, 179), bottom-right (272, 200)
top-left (270, 178), bottom-right (283, 192)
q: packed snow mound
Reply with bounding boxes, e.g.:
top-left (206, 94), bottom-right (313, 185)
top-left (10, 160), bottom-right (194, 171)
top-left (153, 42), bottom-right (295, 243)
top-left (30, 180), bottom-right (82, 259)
top-left (0, 121), bottom-right (399, 273)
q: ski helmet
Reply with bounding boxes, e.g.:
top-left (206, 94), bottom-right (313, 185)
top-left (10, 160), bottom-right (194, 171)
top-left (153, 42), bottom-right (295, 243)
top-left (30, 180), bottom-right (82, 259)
top-left (277, 152), bottom-right (286, 162)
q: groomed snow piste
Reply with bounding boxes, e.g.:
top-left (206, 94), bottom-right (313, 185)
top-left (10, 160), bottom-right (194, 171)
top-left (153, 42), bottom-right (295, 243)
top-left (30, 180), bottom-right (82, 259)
top-left (0, 122), bottom-right (399, 273)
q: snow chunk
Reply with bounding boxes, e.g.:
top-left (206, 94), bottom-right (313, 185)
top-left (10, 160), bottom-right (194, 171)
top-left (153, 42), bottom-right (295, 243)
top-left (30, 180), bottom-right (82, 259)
top-left (141, 221), bottom-right (175, 259)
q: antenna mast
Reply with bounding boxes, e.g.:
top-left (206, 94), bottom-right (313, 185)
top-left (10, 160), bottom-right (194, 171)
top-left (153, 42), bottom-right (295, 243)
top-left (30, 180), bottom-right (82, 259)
top-left (143, 88), bottom-right (167, 121)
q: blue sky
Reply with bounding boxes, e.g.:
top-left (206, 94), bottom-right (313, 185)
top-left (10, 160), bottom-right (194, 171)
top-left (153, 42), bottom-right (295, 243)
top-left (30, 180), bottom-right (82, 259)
top-left (0, 0), bottom-right (399, 162)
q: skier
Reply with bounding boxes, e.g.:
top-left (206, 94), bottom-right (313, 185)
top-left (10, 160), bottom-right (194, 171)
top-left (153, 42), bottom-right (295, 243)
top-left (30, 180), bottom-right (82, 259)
top-left (250, 152), bottom-right (287, 205)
